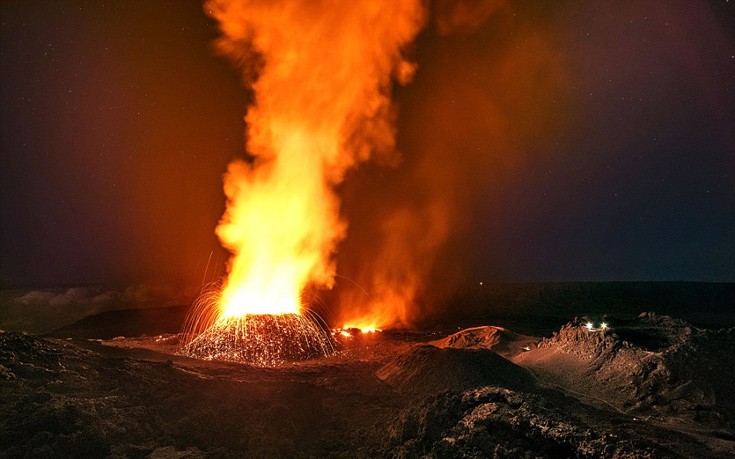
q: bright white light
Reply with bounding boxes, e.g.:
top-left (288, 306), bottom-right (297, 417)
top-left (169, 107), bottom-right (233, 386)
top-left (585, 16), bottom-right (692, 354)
top-left (585, 322), bottom-right (594, 330)
top-left (601, 322), bottom-right (608, 330)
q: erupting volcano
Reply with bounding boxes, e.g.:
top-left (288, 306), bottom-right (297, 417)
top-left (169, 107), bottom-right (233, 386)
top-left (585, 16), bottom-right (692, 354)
top-left (179, 0), bottom-right (427, 364)
top-left (3, 1), bottom-right (734, 456)
top-left (180, 310), bottom-right (333, 366)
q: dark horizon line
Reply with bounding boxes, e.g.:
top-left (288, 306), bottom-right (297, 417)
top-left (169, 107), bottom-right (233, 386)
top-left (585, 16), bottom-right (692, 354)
top-left (1, 279), bottom-right (733, 291)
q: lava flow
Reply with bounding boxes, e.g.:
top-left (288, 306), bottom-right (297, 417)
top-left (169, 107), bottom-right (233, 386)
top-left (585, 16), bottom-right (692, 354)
top-left (179, 0), bottom-right (426, 365)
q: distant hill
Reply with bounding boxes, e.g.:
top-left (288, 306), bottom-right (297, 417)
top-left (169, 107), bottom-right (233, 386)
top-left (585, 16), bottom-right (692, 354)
top-left (46, 305), bottom-right (188, 340)
top-left (42, 282), bottom-right (735, 339)
top-left (424, 281), bottom-right (735, 332)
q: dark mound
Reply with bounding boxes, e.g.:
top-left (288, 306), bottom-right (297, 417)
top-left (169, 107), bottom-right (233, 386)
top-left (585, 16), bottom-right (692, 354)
top-left (520, 313), bottom-right (735, 426)
top-left (46, 305), bottom-right (188, 340)
top-left (376, 345), bottom-right (535, 397)
top-left (385, 386), bottom-right (666, 458)
top-left (428, 325), bottom-right (536, 356)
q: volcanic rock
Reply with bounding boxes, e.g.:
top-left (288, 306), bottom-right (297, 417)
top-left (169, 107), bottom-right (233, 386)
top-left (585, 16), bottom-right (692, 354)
top-left (428, 325), bottom-right (537, 357)
top-left (0, 331), bottom-right (352, 458)
top-left (514, 313), bottom-right (735, 427)
top-left (385, 386), bottom-right (665, 458)
top-left (376, 345), bottom-right (535, 397)
top-left (3, 313), bottom-right (733, 458)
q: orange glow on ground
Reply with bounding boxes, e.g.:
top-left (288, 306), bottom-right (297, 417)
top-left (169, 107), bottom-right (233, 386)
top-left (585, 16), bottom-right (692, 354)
top-left (340, 326), bottom-right (382, 334)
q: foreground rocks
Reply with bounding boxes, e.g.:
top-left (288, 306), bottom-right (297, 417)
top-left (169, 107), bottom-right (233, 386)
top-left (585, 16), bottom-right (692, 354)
top-left (385, 386), bottom-right (663, 458)
top-left (379, 314), bottom-right (735, 458)
top-left (0, 331), bottom-right (401, 458)
top-left (2, 312), bottom-right (734, 458)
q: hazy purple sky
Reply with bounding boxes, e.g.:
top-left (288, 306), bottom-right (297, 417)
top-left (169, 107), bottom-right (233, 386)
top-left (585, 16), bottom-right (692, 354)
top-left (1, 0), bottom-right (733, 288)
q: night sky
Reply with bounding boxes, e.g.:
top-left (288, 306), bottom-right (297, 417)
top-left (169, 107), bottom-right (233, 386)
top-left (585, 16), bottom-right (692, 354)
top-left (1, 0), bottom-right (733, 290)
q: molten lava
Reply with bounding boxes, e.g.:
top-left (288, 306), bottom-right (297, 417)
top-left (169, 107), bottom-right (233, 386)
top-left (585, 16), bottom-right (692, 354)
top-left (181, 313), bottom-right (333, 366)
top-left (180, 0), bottom-right (427, 365)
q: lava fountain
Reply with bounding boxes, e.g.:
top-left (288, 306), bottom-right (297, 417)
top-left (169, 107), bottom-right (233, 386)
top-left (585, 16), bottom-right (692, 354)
top-left (179, 0), bottom-right (426, 365)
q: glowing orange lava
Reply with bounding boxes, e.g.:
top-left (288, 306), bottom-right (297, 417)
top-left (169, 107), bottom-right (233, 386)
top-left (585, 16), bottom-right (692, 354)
top-left (181, 313), bottom-right (334, 366)
top-left (342, 324), bottom-right (382, 334)
top-left (179, 0), bottom-right (426, 365)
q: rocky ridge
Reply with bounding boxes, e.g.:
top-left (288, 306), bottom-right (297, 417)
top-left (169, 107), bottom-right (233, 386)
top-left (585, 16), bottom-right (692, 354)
top-left (531, 313), bottom-right (735, 422)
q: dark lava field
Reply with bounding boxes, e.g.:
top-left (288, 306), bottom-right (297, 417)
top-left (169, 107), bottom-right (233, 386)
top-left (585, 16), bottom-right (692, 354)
top-left (1, 283), bottom-right (734, 458)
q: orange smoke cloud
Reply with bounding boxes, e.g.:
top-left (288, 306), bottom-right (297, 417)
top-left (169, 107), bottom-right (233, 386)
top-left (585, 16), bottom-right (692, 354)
top-left (204, 0), bottom-right (427, 318)
top-left (335, 3), bottom-right (570, 330)
top-left (337, 201), bottom-right (451, 330)
top-left (433, 0), bottom-right (505, 35)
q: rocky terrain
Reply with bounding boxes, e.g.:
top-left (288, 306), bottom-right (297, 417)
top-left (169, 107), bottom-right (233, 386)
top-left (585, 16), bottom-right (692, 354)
top-left (1, 311), bottom-right (733, 458)
top-left (517, 313), bottom-right (735, 426)
top-left (385, 386), bottom-right (663, 458)
top-left (380, 316), bottom-right (735, 458)
top-left (0, 331), bottom-right (406, 458)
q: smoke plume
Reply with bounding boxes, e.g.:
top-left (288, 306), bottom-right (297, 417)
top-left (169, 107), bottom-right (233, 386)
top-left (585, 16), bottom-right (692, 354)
top-left (334, 1), bottom-right (569, 328)
top-left (204, 0), bottom-right (427, 319)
